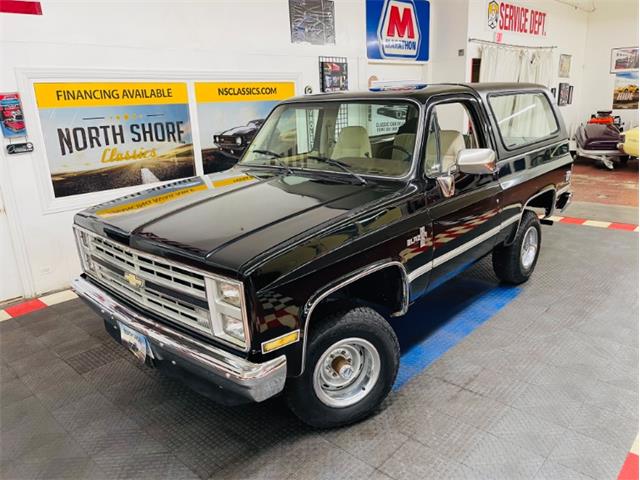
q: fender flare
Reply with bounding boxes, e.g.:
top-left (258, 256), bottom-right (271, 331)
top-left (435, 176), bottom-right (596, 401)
top-left (298, 260), bottom-right (409, 375)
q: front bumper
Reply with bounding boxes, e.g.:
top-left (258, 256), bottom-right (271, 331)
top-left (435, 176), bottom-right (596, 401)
top-left (71, 276), bottom-right (286, 404)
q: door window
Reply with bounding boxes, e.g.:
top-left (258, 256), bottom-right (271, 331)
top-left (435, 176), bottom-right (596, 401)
top-left (424, 101), bottom-right (482, 175)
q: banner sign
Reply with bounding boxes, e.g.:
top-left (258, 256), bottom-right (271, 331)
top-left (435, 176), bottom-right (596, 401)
top-left (34, 82), bottom-right (195, 198)
top-left (0, 92), bottom-right (26, 138)
top-left (487, 1), bottom-right (547, 37)
top-left (195, 81), bottom-right (295, 174)
top-left (366, 0), bottom-right (430, 62)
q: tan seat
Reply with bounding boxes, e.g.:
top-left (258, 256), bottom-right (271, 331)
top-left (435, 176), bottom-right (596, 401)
top-left (392, 133), bottom-right (416, 161)
top-left (332, 126), bottom-right (372, 159)
top-left (439, 130), bottom-right (466, 172)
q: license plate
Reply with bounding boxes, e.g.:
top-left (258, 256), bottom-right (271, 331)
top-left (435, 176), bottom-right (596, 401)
top-left (118, 322), bottom-right (149, 363)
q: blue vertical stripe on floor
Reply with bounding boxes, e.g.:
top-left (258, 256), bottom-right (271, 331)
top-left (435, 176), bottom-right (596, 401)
top-left (392, 282), bottom-right (521, 390)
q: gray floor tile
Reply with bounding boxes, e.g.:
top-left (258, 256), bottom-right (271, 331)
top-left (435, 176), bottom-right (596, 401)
top-left (322, 412), bottom-right (409, 468)
top-left (380, 439), bottom-right (481, 480)
top-left (533, 460), bottom-right (595, 480)
top-left (549, 430), bottom-right (629, 480)
top-left (569, 403), bottom-right (638, 450)
top-left (488, 406), bottom-right (566, 457)
top-left (461, 432), bottom-right (546, 480)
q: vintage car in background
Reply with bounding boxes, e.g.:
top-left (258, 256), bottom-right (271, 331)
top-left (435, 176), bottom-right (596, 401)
top-left (73, 83), bottom-right (572, 428)
top-left (574, 111), bottom-right (629, 169)
top-left (213, 119), bottom-right (265, 158)
top-left (618, 127), bottom-right (639, 158)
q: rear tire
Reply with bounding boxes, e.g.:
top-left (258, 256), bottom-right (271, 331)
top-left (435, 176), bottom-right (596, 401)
top-left (493, 211), bottom-right (541, 285)
top-left (285, 306), bottom-right (399, 429)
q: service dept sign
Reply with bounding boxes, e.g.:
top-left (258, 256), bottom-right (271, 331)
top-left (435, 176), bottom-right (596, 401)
top-left (366, 0), bottom-right (430, 62)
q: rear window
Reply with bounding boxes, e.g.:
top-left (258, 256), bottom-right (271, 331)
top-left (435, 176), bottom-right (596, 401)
top-left (489, 92), bottom-right (559, 149)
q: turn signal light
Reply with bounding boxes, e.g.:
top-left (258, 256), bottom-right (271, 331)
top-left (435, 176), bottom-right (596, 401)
top-left (261, 330), bottom-right (300, 354)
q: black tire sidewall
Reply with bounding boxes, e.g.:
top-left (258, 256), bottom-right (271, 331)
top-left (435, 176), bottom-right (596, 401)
top-left (516, 213), bottom-right (541, 278)
top-left (286, 308), bottom-right (399, 428)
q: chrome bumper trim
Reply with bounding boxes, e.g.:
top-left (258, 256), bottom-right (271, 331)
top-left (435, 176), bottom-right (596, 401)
top-left (71, 276), bottom-right (286, 403)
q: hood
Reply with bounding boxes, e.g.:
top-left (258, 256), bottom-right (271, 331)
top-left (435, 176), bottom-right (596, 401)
top-left (76, 167), bottom-right (405, 274)
top-left (221, 124), bottom-right (258, 136)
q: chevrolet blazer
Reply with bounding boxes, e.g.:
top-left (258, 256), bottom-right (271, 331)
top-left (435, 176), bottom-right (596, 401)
top-left (73, 83), bottom-right (573, 428)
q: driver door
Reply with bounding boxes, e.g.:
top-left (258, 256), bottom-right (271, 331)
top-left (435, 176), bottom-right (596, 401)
top-left (423, 96), bottom-right (502, 293)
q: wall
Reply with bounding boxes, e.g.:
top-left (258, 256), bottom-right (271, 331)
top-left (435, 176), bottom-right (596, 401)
top-left (0, 0), bottom-right (432, 299)
top-left (466, 0), bottom-right (590, 137)
top-left (581, 0), bottom-right (639, 129)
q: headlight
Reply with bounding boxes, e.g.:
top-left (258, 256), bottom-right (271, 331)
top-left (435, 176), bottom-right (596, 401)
top-left (214, 135), bottom-right (219, 143)
top-left (205, 277), bottom-right (249, 350)
top-left (222, 314), bottom-right (245, 341)
top-left (218, 282), bottom-right (241, 307)
top-left (235, 136), bottom-right (243, 146)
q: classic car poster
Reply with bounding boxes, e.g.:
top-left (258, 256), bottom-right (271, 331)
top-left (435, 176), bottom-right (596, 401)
top-left (0, 92), bottom-right (26, 138)
top-left (558, 54), bottom-right (571, 78)
top-left (195, 81), bottom-right (296, 174)
top-left (34, 82), bottom-right (195, 198)
top-left (612, 72), bottom-right (639, 110)
top-left (319, 57), bottom-right (348, 92)
top-left (610, 47), bottom-right (639, 73)
top-left (289, 0), bottom-right (335, 45)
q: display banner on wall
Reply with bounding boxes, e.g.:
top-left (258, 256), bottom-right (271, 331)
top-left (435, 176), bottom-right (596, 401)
top-left (366, 0), bottom-right (430, 62)
top-left (486, 1), bottom-right (547, 37)
top-left (34, 82), bottom-right (194, 198)
top-left (195, 81), bottom-right (295, 174)
top-left (612, 72), bottom-right (639, 110)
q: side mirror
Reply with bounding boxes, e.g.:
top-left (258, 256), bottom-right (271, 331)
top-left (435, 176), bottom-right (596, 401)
top-left (457, 148), bottom-right (496, 175)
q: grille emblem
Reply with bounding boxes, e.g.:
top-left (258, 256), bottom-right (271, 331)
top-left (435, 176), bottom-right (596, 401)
top-left (124, 272), bottom-right (144, 289)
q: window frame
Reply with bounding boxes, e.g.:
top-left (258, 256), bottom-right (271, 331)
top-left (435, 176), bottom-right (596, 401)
top-left (486, 90), bottom-right (561, 152)
top-left (421, 94), bottom-right (492, 179)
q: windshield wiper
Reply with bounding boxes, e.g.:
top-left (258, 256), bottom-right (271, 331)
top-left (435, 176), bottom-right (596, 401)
top-left (306, 155), bottom-right (367, 185)
top-left (251, 149), bottom-right (294, 175)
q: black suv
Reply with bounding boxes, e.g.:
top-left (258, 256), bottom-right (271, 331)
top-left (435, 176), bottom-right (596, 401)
top-left (73, 83), bottom-right (572, 428)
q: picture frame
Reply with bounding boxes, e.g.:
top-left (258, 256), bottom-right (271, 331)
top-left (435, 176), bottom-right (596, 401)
top-left (319, 56), bottom-right (348, 92)
top-left (558, 82), bottom-right (571, 106)
top-left (610, 47), bottom-right (639, 73)
top-left (568, 85), bottom-right (574, 105)
top-left (558, 54), bottom-right (571, 78)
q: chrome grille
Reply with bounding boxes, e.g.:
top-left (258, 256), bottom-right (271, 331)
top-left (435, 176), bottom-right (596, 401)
top-left (77, 229), bottom-right (213, 336)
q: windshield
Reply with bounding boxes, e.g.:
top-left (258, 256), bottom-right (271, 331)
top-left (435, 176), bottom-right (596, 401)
top-left (239, 100), bottom-right (420, 178)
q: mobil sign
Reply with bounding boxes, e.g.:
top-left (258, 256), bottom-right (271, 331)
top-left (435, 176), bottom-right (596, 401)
top-left (366, 0), bottom-right (430, 62)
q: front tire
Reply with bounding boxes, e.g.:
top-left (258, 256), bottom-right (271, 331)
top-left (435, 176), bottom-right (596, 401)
top-left (493, 211), bottom-right (541, 284)
top-left (285, 306), bottom-right (399, 428)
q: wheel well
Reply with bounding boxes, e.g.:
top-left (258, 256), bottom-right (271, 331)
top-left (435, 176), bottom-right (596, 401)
top-left (525, 188), bottom-right (555, 216)
top-left (312, 265), bottom-right (407, 320)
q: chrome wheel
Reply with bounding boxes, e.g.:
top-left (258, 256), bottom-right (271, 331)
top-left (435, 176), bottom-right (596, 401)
top-left (312, 338), bottom-right (381, 408)
top-left (520, 226), bottom-right (539, 270)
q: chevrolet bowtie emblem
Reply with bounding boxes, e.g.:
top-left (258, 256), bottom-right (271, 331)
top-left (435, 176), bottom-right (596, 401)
top-left (124, 272), bottom-right (144, 289)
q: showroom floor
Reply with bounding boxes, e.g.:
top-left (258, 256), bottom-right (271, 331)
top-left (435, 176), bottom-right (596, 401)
top-left (1, 221), bottom-right (638, 480)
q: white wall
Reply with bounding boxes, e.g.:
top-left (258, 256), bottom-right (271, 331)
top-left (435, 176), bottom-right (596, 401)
top-left (581, 0), bottom-right (639, 129)
top-left (0, 0), bottom-right (637, 298)
top-left (0, 0), bottom-right (431, 298)
top-left (466, 0), bottom-right (590, 137)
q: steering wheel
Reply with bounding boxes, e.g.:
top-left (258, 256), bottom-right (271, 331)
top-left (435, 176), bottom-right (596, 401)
top-left (378, 143), bottom-right (413, 161)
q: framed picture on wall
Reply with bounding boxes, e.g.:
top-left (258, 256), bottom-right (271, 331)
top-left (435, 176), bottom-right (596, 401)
top-left (558, 82), bottom-right (571, 106)
top-left (319, 56), bottom-right (348, 92)
top-left (558, 54), bottom-right (571, 78)
top-left (568, 85), bottom-right (574, 105)
top-left (610, 47), bottom-right (639, 73)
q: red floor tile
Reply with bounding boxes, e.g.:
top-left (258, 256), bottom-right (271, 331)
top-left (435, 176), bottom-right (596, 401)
top-left (559, 217), bottom-right (586, 225)
top-left (609, 222), bottom-right (638, 231)
top-left (4, 298), bottom-right (47, 318)
top-left (618, 453), bottom-right (638, 480)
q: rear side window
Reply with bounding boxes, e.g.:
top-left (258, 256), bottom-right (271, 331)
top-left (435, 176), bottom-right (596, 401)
top-left (489, 92), bottom-right (559, 149)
